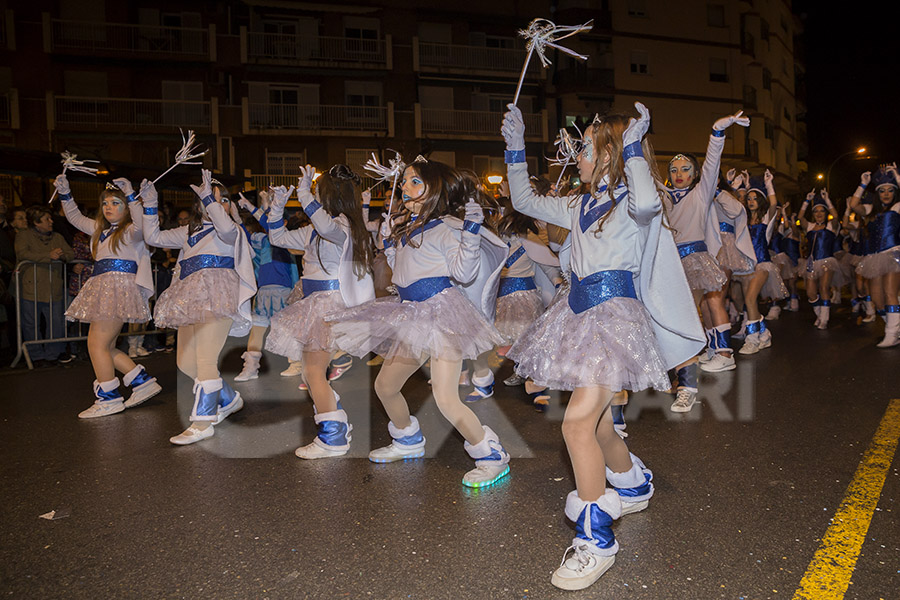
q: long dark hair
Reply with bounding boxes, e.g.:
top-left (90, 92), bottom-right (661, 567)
top-left (313, 164), bottom-right (375, 279)
top-left (187, 181), bottom-right (231, 235)
top-left (497, 196), bottom-right (538, 238)
top-left (389, 160), bottom-right (496, 248)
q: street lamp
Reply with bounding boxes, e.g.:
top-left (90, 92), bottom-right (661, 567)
top-left (825, 147), bottom-right (867, 191)
top-left (816, 174), bottom-right (824, 180)
top-left (486, 174), bottom-right (503, 185)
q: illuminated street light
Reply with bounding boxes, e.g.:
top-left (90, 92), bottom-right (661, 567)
top-left (816, 174), bottom-right (824, 180)
top-left (487, 174), bottom-right (503, 185)
top-left (826, 146), bottom-right (869, 190)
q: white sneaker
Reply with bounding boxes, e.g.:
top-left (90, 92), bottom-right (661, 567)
top-left (280, 362), bottom-right (304, 377)
top-left (234, 365), bottom-right (259, 382)
top-left (170, 424), bottom-right (214, 445)
top-left (124, 380), bottom-right (162, 409)
top-left (670, 388), bottom-right (697, 413)
top-left (214, 394), bottom-right (244, 425)
top-left (135, 346), bottom-right (151, 357)
top-left (503, 373), bottom-right (525, 386)
top-left (758, 330), bottom-right (773, 350)
top-left (551, 545), bottom-right (615, 591)
top-left (462, 463), bottom-right (510, 487)
top-left (739, 333), bottom-right (761, 355)
top-left (699, 352), bottom-right (735, 372)
top-left (697, 349), bottom-right (713, 365)
top-left (765, 305), bottom-right (781, 320)
top-left (78, 400), bottom-right (125, 419)
top-left (295, 441), bottom-right (349, 459)
top-left (620, 499), bottom-right (649, 516)
top-left (368, 441), bottom-right (426, 463)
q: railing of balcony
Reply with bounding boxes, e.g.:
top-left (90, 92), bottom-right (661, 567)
top-left (421, 108), bottom-right (541, 137)
top-left (247, 32), bottom-right (387, 65)
top-left (51, 19), bottom-right (208, 58)
top-left (248, 103), bottom-right (387, 132)
top-left (418, 42), bottom-right (539, 75)
top-left (55, 96), bottom-right (211, 130)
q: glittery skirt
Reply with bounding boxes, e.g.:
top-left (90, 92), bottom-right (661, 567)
top-left (327, 287), bottom-right (504, 362)
top-left (252, 284), bottom-right (293, 326)
top-left (154, 268), bottom-right (244, 329)
top-left (286, 279), bottom-right (304, 305)
top-left (507, 296), bottom-right (670, 393)
top-left (65, 272), bottom-right (152, 324)
top-left (803, 257), bottom-right (843, 284)
top-left (265, 289), bottom-right (345, 359)
top-left (855, 247), bottom-right (900, 279)
top-left (681, 251), bottom-right (727, 293)
top-left (845, 252), bottom-right (865, 268)
top-left (716, 232), bottom-right (755, 275)
top-left (495, 289), bottom-right (545, 345)
top-left (735, 262), bottom-right (789, 301)
top-left (772, 253), bottom-right (800, 281)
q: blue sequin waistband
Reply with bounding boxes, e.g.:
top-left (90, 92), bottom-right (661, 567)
top-left (498, 277), bottom-right (537, 297)
top-left (302, 278), bottom-right (340, 296)
top-left (719, 222), bottom-right (735, 234)
top-left (397, 277), bottom-right (453, 302)
top-left (568, 269), bottom-right (636, 314)
top-left (677, 240), bottom-right (708, 259)
top-left (179, 254), bottom-right (235, 280)
top-left (92, 258), bottom-right (138, 276)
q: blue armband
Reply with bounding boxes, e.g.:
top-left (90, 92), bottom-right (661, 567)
top-left (200, 194), bottom-right (215, 207)
top-left (462, 220), bottom-right (481, 234)
top-left (504, 149), bottom-right (526, 164)
top-left (711, 128), bottom-right (726, 138)
top-left (126, 194), bottom-right (136, 204)
top-left (382, 238), bottom-right (394, 249)
top-left (143, 206), bottom-right (158, 215)
top-left (59, 193), bottom-right (73, 202)
top-left (622, 141), bottom-right (643, 161)
top-left (304, 200), bottom-right (322, 217)
top-left (268, 218), bottom-right (285, 230)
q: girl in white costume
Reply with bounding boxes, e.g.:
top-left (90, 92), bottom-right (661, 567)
top-left (502, 103), bottom-right (703, 590)
top-left (328, 159), bottom-right (513, 488)
top-left (53, 175), bottom-right (162, 418)
top-left (850, 165), bottom-right (900, 346)
top-left (798, 189), bottom-right (841, 329)
top-left (143, 170), bottom-right (256, 445)
top-left (732, 172), bottom-right (787, 352)
top-left (664, 110), bottom-right (749, 410)
top-left (265, 165), bottom-right (376, 458)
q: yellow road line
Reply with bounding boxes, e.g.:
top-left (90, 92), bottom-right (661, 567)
top-left (792, 398), bottom-right (900, 600)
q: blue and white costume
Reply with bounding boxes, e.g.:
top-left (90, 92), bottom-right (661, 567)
top-left (770, 210), bottom-right (802, 281)
top-left (665, 133), bottom-right (729, 293)
top-left (328, 215), bottom-right (506, 362)
top-left (245, 206), bottom-right (299, 327)
top-left (855, 202), bottom-right (900, 279)
top-left (713, 188), bottom-right (756, 276)
top-left (495, 233), bottom-right (560, 345)
top-left (804, 220), bottom-right (842, 282)
top-left (265, 188), bottom-right (375, 360)
top-left (736, 211), bottom-right (788, 301)
top-left (60, 193), bottom-right (153, 323)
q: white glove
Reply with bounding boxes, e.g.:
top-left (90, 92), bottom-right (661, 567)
top-left (54, 174), bottom-right (71, 197)
top-left (821, 188), bottom-right (831, 204)
top-left (764, 169), bottom-right (775, 195)
top-left (237, 193), bottom-right (255, 213)
top-left (887, 162), bottom-right (899, 185)
top-left (623, 102), bottom-right (651, 147)
top-left (189, 169), bottom-right (213, 200)
top-left (860, 171), bottom-right (871, 186)
top-left (463, 200), bottom-right (484, 225)
top-left (379, 217), bottom-right (392, 240)
top-left (113, 177), bottom-right (134, 197)
top-left (731, 173), bottom-right (744, 189)
top-left (806, 188), bottom-right (816, 202)
top-left (713, 110), bottom-right (750, 131)
top-left (361, 189), bottom-right (371, 207)
top-left (139, 179), bottom-right (158, 208)
top-left (258, 189), bottom-right (270, 212)
top-left (298, 164), bottom-right (316, 194)
top-left (501, 103), bottom-right (526, 151)
top-left (271, 185), bottom-right (295, 208)
top-left (726, 168), bottom-right (736, 184)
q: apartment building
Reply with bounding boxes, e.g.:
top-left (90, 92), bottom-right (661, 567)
top-left (0, 0), bottom-right (805, 206)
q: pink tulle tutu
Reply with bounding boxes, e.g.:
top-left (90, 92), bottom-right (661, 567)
top-left (265, 289), bottom-right (346, 359)
top-left (65, 272), bottom-right (152, 324)
top-left (495, 289), bottom-right (545, 345)
top-left (716, 232), bottom-right (754, 275)
top-left (154, 268), bottom-right (245, 329)
top-left (327, 287), bottom-right (504, 362)
top-left (507, 296), bottom-right (670, 392)
top-left (681, 251), bottom-right (727, 293)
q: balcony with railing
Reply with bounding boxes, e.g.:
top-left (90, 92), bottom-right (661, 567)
top-left (414, 39), bottom-right (542, 79)
top-left (47, 17), bottom-right (212, 60)
top-left (243, 101), bottom-right (394, 137)
top-left (51, 96), bottom-right (215, 133)
top-left (242, 29), bottom-right (391, 69)
top-left (417, 105), bottom-right (547, 142)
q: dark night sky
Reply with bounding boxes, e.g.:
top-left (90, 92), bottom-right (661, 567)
top-left (798, 1), bottom-right (900, 194)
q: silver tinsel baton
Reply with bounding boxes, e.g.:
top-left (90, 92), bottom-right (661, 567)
top-left (138, 129), bottom-right (209, 197)
top-left (48, 151), bottom-right (100, 204)
top-left (364, 151), bottom-right (405, 215)
top-left (549, 127), bottom-right (584, 189)
top-left (513, 18), bottom-right (593, 106)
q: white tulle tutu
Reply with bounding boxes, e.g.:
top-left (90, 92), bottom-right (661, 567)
top-left (681, 251), bottom-right (727, 293)
top-left (716, 232), bottom-right (755, 275)
top-left (252, 284), bottom-right (292, 326)
top-left (495, 289), bottom-right (545, 345)
top-left (507, 295), bottom-right (670, 392)
top-left (771, 253), bottom-right (799, 281)
top-left (735, 262), bottom-right (788, 301)
top-left (328, 287), bottom-right (504, 362)
top-left (65, 272), bottom-right (152, 324)
top-left (803, 257), bottom-right (845, 286)
top-left (154, 268), bottom-right (245, 329)
top-left (286, 280), bottom-right (304, 305)
top-left (265, 289), bottom-right (346, 359)
top-left (855, 247), bottom-right (900, 279)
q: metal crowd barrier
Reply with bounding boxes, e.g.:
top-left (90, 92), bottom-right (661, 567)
top-left (10, 260), bottom-right (168, 370)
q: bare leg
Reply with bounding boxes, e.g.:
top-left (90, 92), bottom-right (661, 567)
top-left (247, 325), bottom-right (267, 353)
top-left (302, 350), bottom-right (337, 414)
top-left (87, 320), bottom-right (126, 382)
top-left (373, 355), bottom-right (426, 430)
top-left (743, 269), bottom-right (769, 321)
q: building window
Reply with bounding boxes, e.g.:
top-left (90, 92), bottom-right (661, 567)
top-left (267, 152), bottom-right (307, 175)
top-left (630, 51), bottom-right (649, 75)
top-left (627, 0), bottom-right (648, 18)
top-left (781, 16), bottom-right (790, 33)
top-left (743, 85), bottom-right (757, 108)
top-left (709, 58), bottom-right (728, 83)
top-left (345, 81), bottom-right (382, 108)
top-left (764, 120), bottom-right (774, 141)
top-left (344, 16), bottom-right (379, 55)
top-left (760, 19), bottom-right (769, 42)
top-left (707, 4), bottom-right (726, 28)
top-left (783, 107), bottom-right (791, 122)
top-left (762, 68), bottom-right (772, 91)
